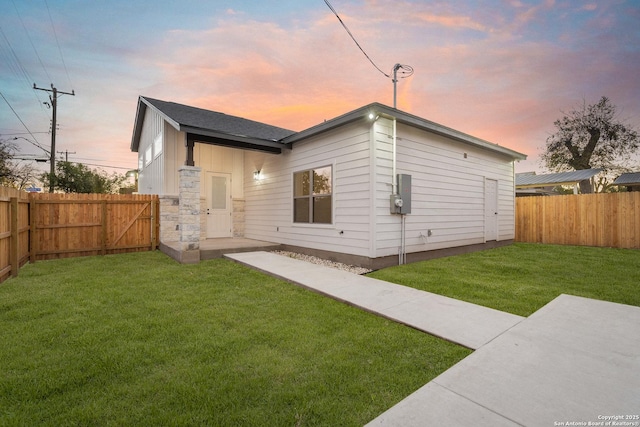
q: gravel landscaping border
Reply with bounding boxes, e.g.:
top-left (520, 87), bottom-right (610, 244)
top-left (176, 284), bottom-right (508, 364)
top-left (271, 251), bottom-right (372, 275)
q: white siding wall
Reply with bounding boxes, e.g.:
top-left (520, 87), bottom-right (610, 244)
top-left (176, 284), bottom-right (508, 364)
top-left (371, 117), bottom-right (397, 257)
top-left (136, 109), bottom-right (185, 196)
top-left (374, 121), bottom-right (517, 258)
top-left (162, 124), bottom-right (182, 195)
top-left (136, 108), bottom-right (165, 194)
top-left (244, 121), bottom-right (373, 256)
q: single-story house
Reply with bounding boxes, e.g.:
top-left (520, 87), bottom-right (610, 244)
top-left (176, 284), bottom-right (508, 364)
top-left (131, 96), bottom-right (526, 268)
top-left (611, 172), bottom-right (640, 192)
top-left (515, 169), bottom-right (602, 196)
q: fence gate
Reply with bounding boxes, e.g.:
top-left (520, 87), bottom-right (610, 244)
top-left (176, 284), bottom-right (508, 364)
top-left (1, 189), bottom-right (159, 283)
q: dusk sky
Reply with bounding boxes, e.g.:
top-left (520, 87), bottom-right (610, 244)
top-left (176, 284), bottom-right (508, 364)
top-left (1, 0), bottom-right (639, 179)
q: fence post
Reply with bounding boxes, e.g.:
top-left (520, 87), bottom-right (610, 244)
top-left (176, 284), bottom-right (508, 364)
top-left (150, 199), bottom-right (157, 250)
top-left (10, 197), bottom-right (18, 277)
top-left (101, 200), bottom-right (107, 256)
top-left (29, 196), bottom-right (36, 263)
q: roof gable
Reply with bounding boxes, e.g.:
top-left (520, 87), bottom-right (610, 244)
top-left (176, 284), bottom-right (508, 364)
top-left (131, 98), bottom-right (526, 161)
top-left (283, 102), bottom-right (527, 160)
top-left (131, 96), bottom-right (295, 152)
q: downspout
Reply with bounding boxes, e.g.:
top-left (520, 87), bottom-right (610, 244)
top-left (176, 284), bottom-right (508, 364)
top-left (391, 117), bottom-right (405, 265)
top-left (392, 117), bottom-right (397, 194)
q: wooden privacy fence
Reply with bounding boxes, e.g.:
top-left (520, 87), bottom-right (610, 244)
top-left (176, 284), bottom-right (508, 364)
top-left (516, 192), bottom-right (640, 249)
top-left (1, 188), bottom-right (159, 283)
top-left (0, 187), bottom-right (30, 284)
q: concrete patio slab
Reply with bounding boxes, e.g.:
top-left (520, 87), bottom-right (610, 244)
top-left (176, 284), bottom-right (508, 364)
top-left (367, 294), bottom-right (640, 426)
top-left (225, 251), bottom-right (524, 350)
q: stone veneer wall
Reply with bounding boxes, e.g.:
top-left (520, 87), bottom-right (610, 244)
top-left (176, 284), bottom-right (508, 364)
top-left (233, 199), bottom-right (245, 237)
top-left (161, 177), bottom-right (243, 244)
top-left (199, 197), bottom-right (206, 241)
top-left (178, 166), bottom-right (201, 252)
top-left (159, 195), bottom-right (179, 243)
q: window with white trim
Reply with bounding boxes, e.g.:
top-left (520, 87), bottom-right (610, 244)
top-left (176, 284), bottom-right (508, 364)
top-left (144, 146), bottom-right (152, 166)
top-left (293, 166), bottom-right (332, 224)
top-left (153, 133), bottom-right (162, 158)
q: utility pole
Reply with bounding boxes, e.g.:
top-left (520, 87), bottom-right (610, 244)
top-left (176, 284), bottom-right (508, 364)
top-left (57, 150), bottom-right (76, 161)
top-left (33, 83), bottom-right (75, 192)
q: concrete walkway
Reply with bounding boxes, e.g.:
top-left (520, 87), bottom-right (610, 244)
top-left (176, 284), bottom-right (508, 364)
top-left (225, 251), bottom-right (640, 426)
top-left (225, 251), bottom-right (524, 350)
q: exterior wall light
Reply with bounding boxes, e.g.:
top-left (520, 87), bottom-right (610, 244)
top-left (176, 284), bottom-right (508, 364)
top-left (253, 170), bottom-right (262, 181)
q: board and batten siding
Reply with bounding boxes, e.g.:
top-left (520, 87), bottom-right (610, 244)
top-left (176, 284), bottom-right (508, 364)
top-left (135, 108), bottom-right (186, 196)
top-left (161, 124), bottom-right (182, 195)
top-left (373, 120), bottom-right (517, 258)
top-left (137, 107), bottom-right (165, 195)
top-left (244, 121), bottom-right (373, 256)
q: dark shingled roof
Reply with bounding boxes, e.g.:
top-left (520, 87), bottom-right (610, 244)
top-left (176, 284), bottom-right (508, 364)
top-left (131, 96), bottom-right (527, 161)
top-left (143, 97), bottom-right (295, 142)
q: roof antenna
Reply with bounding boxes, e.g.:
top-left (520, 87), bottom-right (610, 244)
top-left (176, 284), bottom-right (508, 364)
top-left (392, 64), bottom-right (414, 109)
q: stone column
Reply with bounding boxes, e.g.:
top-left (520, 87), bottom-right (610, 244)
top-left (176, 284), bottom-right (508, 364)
top-left (158, 195), bottom-right (179, 243)
top-left (178, 166), bottom-right (201, 263)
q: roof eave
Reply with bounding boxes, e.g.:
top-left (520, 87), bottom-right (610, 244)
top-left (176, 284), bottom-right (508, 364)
top-left (130, 97), bottom-right (147, 152)
top-left (282, 102), bottom-right (527, 160)
top-left (131, 96), bottom-right (183, 152)
top-left (184, 126), bottom-right (287, 153)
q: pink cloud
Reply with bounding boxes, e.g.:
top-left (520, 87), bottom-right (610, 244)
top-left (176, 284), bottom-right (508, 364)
top-left (81, 1), bottom-right (638, 174)
top-left (414, 13), bottom-right (490, 32)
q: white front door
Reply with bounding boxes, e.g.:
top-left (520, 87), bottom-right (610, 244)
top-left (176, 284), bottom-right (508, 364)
top-left (485, 178), bottom-right (498, 242)
top-left (206, 172), bottom-right (232, 238)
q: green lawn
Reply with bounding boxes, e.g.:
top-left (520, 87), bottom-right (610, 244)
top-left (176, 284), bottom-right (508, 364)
top-left (0, 251), bottom-right (470, 426)
top-left (368, 243), bottom-right (640, 316)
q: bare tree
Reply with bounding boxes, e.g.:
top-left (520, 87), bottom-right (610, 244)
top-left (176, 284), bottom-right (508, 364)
top-left (540, 97), bottom-right (640, 193)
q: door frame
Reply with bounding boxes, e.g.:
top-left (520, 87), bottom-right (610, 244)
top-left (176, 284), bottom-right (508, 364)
top-left (484, 178), bottom-right (498, 242)
top-left (205, 171), bottom-right (232, 238)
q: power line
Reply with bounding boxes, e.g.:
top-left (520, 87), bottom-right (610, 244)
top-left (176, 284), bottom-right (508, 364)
top-left (12, 136), bottom-right (51, 155)
top-left (323, 0), bottom-right (390, 78)
top-left (0, 25), bottom-right (31, 83)
top-left (75, 162), bottom-right (135, 171)
top-left (322, 0), bottom-right (414, 108)
top-left (11, 0), bottom-right (52, 83)
top-left (44, 0), bottom-right (73, 88)
top-left (0, 131), bottom-right (51, 136)
top-left (0, 90), bottom-right (48, 152)
top-left (0, 25), bottom-right (49, 115)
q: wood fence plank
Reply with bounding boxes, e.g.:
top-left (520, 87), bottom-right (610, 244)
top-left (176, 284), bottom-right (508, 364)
top-left (29, 197), bottom-right (36, 263)
top-left (516, 193), bottom-right (640, 249)
top-left (2, 190), bottom-right (159, 272)
top-left (101, 200), bottom-right (107, 256)
top-left (112, 203), bottom-right (149, 246)
top-left (10, 198), bottom-right (18, 277)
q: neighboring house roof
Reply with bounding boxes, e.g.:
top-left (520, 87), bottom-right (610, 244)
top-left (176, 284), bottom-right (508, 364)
top-left (516, 169), bottom-right (602, 188)
top-left (284, 102), bottom-right (527, 160)
top-left (131, 96), bottom-right (296, 153)
top-left (131, 97), bottom-right (527, 161)
top-left (612, 172), bottom-right (640, 186)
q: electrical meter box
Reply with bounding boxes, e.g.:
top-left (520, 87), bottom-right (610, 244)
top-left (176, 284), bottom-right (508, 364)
top-left (390, 174), bottom-right (411, 214)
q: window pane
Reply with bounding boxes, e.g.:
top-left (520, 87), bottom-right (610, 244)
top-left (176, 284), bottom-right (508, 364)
top-left (294, 171), bottom-right (310, 197)
top-left (313, 167), bottom-right (331, 195)
top-left (313, 196), bottom-right (332, 224)
top-left (211, 176), bottom-right (227, 209)
top-left (294, 198), bottom-right (310, 223)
